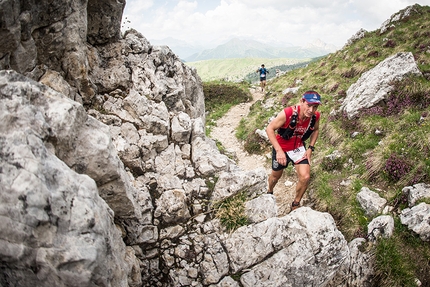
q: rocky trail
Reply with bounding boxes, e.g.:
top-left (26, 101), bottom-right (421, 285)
top-left (210, 88), bottom-right (267, 172)
top-left (210, 87), bottom-right (306, 215)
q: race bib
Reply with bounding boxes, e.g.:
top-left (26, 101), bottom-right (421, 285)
top-left (286, 146), bottom-right (307, 163)
top-left (261, 74), bottom-right (266, 78)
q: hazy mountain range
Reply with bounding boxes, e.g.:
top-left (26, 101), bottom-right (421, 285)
top-left (150, 37), bottom-right (206, 60)
top-left (151, 37), bottom-right (338, 61)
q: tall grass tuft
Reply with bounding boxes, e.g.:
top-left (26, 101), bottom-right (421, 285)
top-left (214, 192), bottom-right (249, 232)
top-left (375, 237), bottom-right (417, 287)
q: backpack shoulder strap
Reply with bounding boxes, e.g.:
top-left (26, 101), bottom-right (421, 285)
top-left (301, 113), bottom-right (318, 142)
top-left (278, 106), bottom-right (298, 140)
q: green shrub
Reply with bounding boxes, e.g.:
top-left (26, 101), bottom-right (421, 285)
top-left (321, 154), bottom-right (343, 171)
top-left (203, 81), bottom-right (251, 113)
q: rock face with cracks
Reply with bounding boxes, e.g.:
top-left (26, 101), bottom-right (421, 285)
top-left (2, 1), bottom-right (428, 286)
top-left (0, 69), bottom-right (350, 287)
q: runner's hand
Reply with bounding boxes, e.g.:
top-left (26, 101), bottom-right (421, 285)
top-left (306, 149), bottom-right (312, 165)
top-left (276, 151), bottom-right (287, 166)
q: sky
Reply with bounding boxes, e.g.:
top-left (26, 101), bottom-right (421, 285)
top-left (122, 0), bottom-right (429, 49)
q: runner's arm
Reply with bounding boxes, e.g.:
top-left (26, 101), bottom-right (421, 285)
top-left (306, 119), bottom-right (319, 163)
top-left (266, 110), bottom-right (286, 152)
top-left (308, 119), bottom-right (319, 147)
top-left (266, 111), bottom-right (288, 165)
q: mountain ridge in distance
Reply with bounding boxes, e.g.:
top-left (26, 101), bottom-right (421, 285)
top-left (150, 37), bottom-right (338, 61)
top-left (183, 38), bottom-right (338, 62)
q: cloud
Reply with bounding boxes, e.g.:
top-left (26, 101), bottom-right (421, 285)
top-left (124, 0), bottom-right (154, 15)
top-left (122, 0), bottom-right (426, 48)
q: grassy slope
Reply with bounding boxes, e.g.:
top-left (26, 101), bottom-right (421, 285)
top-left (185, 57), bottom-right (311, 82)
top-left (224, 4), bottom-right (430, 287)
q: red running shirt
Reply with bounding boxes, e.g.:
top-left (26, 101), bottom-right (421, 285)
top-left (275, 105), bottom-right (320, 151)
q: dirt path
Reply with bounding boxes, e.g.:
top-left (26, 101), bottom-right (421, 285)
top-left (210, 87), bottom-right (303, 215)
top-left (210, 88), bottom-right (267, 172)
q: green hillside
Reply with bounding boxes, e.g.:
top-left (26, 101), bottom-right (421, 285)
top-left (185, 57), bottom-right (311, 82)
top-left (207, 4), bottom-right (430, 286)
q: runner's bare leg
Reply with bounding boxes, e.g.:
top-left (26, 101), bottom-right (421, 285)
top-left (294, 163), bottom-right (311, 204)
top-left (268, 170), bottom-right (283, 193)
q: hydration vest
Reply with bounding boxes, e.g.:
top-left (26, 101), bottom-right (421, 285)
top-left (277, 106), bottom-right (316, 142)
top-left (259, 68), bottom-right (267, 76)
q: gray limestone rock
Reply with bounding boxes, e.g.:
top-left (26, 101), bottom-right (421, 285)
top-left (367, 215), bottom-right (395, 241)
top-left (340, 52), bottom-right (422, 118)
top-left (0, 70), bottom-right (129, 287)
top-left (400, 203), bottom-right (430, 241)
top-left (403, 183), bottom-right (430, 207)
top-left (357, 187), bottom-right (387, 217)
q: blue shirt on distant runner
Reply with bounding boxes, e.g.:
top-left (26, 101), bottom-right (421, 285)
top-left (257, 65), bottom-right (268, 81)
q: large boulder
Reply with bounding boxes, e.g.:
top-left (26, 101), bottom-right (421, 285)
top-left (236, 208), bottom-right (349, 286)
top-left (0, 70), bottom-right (131, 286)
top-left (340, 52), bottom-right (422, 118)
top-left (163, 208), bottom-right (349, 287)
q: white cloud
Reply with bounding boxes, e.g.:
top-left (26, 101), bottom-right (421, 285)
top-left (124, 0), bottom-right (154, 15)
top-left (122, 0), bottom-right (428, 48)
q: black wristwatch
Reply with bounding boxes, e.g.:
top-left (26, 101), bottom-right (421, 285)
top-left (308, 145), bottom-right (315, 152)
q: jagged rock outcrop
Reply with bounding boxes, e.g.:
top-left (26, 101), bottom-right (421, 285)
top-left (343, 28), bottom-right (367, 48)
top-left (403, 183), bottom-right (430, 207)
top-left (379, 4), bottom-right (422, 34)
top-left (0, 0), bottom-right (114, 104)
top-left (0, 67), bottom-right (351, 286)
top-left (0, 66), bottom-right (351, 286)
top-left (400, 203), bottom-right (430, 242)
top-left (326, 238), bottom-right (375, 287)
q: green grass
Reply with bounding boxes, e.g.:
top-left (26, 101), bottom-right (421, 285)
top-left (347, 134), bottom-right (381, 159)
top-left (374, 218), bottom-right (430, 287)
top-left (313, 173), bottom-right (334, 203)
top-left (375, 237), bottom-right (417, 287)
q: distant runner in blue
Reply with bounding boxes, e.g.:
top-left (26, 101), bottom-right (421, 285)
top-left (256, 64), bottom-right (269, 92)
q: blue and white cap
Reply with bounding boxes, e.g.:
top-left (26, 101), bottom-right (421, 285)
top-left (302, 91), bottom-right (321, 105)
